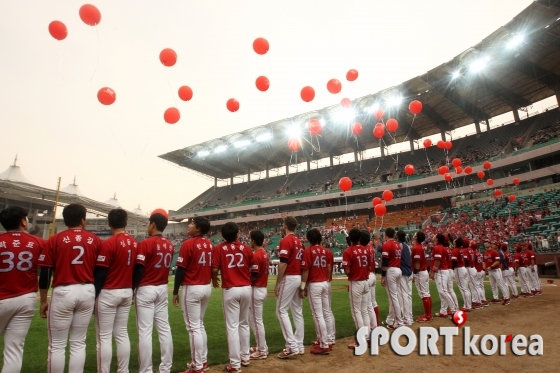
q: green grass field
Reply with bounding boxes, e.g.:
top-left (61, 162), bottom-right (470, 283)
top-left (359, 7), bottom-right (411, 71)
top-left (0, 276), bottom-right (498, 372)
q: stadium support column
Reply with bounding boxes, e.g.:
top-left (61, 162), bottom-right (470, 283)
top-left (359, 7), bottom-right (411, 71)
top-left (474, 119), bottom-right (481, 134)
top-left (354, 151), bottom-right (358, 163)
top-left (330, 153), bottom-right (334, 167)
top-left (485, 117), bottom-right (491, 132)
top-left (286, 162), bottom-right (289, 176)
top-left (555, 85), bottom-right (560, 106)
top-left (266, 163), bottom-right (269, 180)
top-left (380, 140), bottom-right (385, 157)
top-left (248, 168), bottom-right (251, 182)
top-left (214, 177), bottom-right (217, 189)
top-left (512, 105), bottom-right (520, 122)
top-left (440, 130), bottom-right (446, 141)
top-left (409, 138), bottom-right (414, 152)
top-left (230, 173), bottom-right (234, 186)
top-left (307, 158), bottom-right (311, 171)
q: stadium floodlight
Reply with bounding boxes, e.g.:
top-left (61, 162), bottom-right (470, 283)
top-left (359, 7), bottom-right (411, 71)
top-left (213, 145), bottom-right (227, 154)
top-left (366, 103), bottom-right (380, 113)
top-left (451, 70), bottom-right (461, 80)
top-left (286, 123), bottom-right (301, 137)
top-left (197, 150), bottom-right (210, 158)
top-left (507, 34), bottom-right (525, 50)
top-left (386, 95), bottom-right (403, 107)
top-left (255, 132), bottom-right (272, 142)
top-left (331, 108), bottom-right (356, 123)
top-left (469, 56), bottom-right (489, 73)
top-left (234, 139), bottom-right (250, 148)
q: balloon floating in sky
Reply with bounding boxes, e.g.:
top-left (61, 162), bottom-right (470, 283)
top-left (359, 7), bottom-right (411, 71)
top-left (48, 21), bottom-right (67, 40)
top-left (382, 189), bottom-right (393, 202)
top-left (159, 48), bottom-right (177, 67)
top-left (409, 100), bottom-right (423, 115)
top-left (253, 38), bottom-right (269, 55)
top-left (373, 126), bottom-right (385, 139)
top-left (452, 158), bottom-right (462, 168)
top-left (301, 86), bottom-right (315, 102)
top-left (513, 177), bottom-right (520, 185)
top-left (374, 108), bottom-right (384, 120)
top-left (308, 119), bottom-right (322, 135)
top-left (372, 197), bottom-right (382, 207)
top-left (423, 139), bottom-right (432, 148)
top-left (288, 138), bottom-right (301, 151)
top-left (352, 122), bottom-right (362, 135)
top-left (327, 79), bottom-right (342, 94)
top-left (164, 108), bottom-right (180, 124)
top-left (97, 87), bottom-right (116, 105)
top-left (255, 76), bottom-right (270, 92)
top-left (226, 98), bottom-right (240, 112)
top-left (79, 4), bottom-right (101, 26)
top-left (339, 177), bottom-right (352, 192)
top-left (374, 204), bottom-right (386, 216)
top-left (386, 119), bottom-right (398, 132)
top-left (178, 86), bottom-right (193, 101)
top-left (346, 69), bottom-right (358, 81)
top-left (341, 98), bottom-right (352, 108)
top-left (404, 164), bottom-right (415, 176)
top-left (464, 166), bottom-right (473, 174)
top-left (483, 161), bottom-right (492, 169)
top-left (508, 195), bottom-right (516, 202)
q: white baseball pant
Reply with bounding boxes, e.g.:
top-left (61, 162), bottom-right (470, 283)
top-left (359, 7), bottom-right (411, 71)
top-left (384, 267), bottom-right (404, 327)
top-left (249, 286), bottom-right (268, 355)
top-left (435, 270), bottom-right (457, 313)
top-left (502, 268), bottom-right (518, 297)
top-left (467, 267), bottom-right (482, 304)
top-left (453, 267), bottom-right (471, 309)
top-left (488, 269), bottom-right (509, 300)
top-left (180, 284), bottom-right (211, 371)
top-left (413, 270), bottom-right (430, 298)
top-left (399, 275), bottom-right (413, 325)
top-left (95, 288), bottom-right (133, 373)
top-left (475, 271), bottom-right (487, 302)
top-left (530, 265), bottom-right (542, 291)
top-left (518, 267), bottom-right (534, 293)
top-left (367, 273), bottom-right (378, 329)
top-left (222, 286), bottom-right (251, 369)
top-left (135, 285), bottom-right (173, 373)
top-left (275, 275), bottom-right (304, 353)
top-left (47, 284), bottom-right (95, 373)
top-left (325, 282), bottom-right (336, 344)
top-left (446, 269), bottom-right (459, 310)
top-left (0, 292), bottom-right (36, 373)
top-left (307, 281), bottom-right (330, 349)
top-left (349, 280), bottom-right (370, 329)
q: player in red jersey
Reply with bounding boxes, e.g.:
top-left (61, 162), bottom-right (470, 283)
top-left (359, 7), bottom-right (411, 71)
top-left (380, 228), bottom-right (404, 329)
top-left (362, 231), bottom-right (379, 330)
top-left (0, 206), bottom-right (45, 373)
top-left (247, 230), bottom-right (269, 360)
top-left (300, 228), bottom-right (332, 355)
top-left (212, 222), bottom-right (253, 373)
top-left (324, 243), bottom-right (336, 347)
top-left (94, 209), bottom-right (138, 373)
top-left (514, 245), bottom-right (533, 297)
top-left (444, 240), bottom-right (459, 315)
top-left (483, 242), bottom-right (510, 305)
top-left (38, 204), bottom-right (102, 373)
top-left (464, 240), bottom-right (482, 309)
top-left (411, 231), bottom-right (432, 322)
top-left (172, 216), bottom-right (213, 373)
top-left (451, 237), bottom-right (471, 311)
top-left (525, 243), bottom-right (542, 295)
top-left (472, 241), bottom-right (488, 306)
top-left (500, 243), bottom-right (519, 299)
top-left (133, 213), bottom-right (174, 373)
top-left (430, 233), bottom-right (458, 317)
top-left (274, 216), bottom-right (305, 359)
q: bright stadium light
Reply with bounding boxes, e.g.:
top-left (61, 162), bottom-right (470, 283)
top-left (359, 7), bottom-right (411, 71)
top-left (213, 145), bottom-right (227, 154)
top-left (469, 56), bottom-right (489, 73)
top-left (197, 150), bottom-right (210, 158)
top-left (386, 95), bottom-right (403, 108)
top-left (507, 34), bottom-right (525, 49)
top-left (286, 123), bottom-right (301, 137)
top-left (331, 108), bottom-right (355, 123)
top-left (234, 139), bottom-right (250, 148)
top-left (366, 103), bottom-right (380, 113)
top-left (451, 70), bottom-right (461, 80)
top-left (255, 132), bottom-right (272, 142)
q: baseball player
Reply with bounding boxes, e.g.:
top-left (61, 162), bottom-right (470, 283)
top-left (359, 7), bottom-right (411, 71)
top-left (362, 231), bottom-right (379, 330)
top-left (483, 242), bottom-right (510, 305)
top-left (430, 233), bottom-right (458, 317)
top-left (274, 216), bottom-right (305, 358)
top-left (451, 237), bottom-right (471, 311)
top-left (380, 228), bottom-right (404, 329)
top-left (411, 231), bottom-right (432, 322)
top-left (248, 230), bottom-right (269, 360)
top-left (38, 203), bottom-right (102, 373)
top-left (397, 230), bottom-right (413, 326)
top-left (473, 241), bottom-right (489, 306)
top-left (465, 240), bottom-right (483, 309)
top-left (300, 228), bottom-right (331, 355)
top-left (500, 243), bottom-right (519, 299)
top-left (133, 212), bottom-right (174, 373)
top-left (172, 216), bottom-right (213, 373)
top-left (324, 243), bottom-right (336, 347)
top-left (0, 206), bottom-right (45, 373)
top-left (94, 209), bottom-right (138, 373)
top-left (212, 222), bottom-right (253, 373)
top-left (444, 240), bottom-right (459, 314)
top-left (514, 245), bottom-right (533, 297)
top-left (525, 243), bottom-right (542, 295)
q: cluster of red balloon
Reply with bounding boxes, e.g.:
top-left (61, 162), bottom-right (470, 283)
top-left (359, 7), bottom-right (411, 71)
top-left (436, 140), bottom-right (453, 150)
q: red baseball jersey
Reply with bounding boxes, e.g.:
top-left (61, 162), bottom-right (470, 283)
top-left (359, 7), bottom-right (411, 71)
top-left (301, 245), bottom-right (329, 283)
top-left (445, 247), bottom-right (453, 268)
top-left (212, 241), bottom-right (253, 288)
top-left (526, 250), bottom-right (536, 265)
top-left (96, 233), bottom-right (137, 289)
top-left (483, 249), bottom-right (501, 269)
top-left (326, 248), bottom-right (334, 281)
top-left (466, 248), bottom-right (476, 268)
top-left (39, 229), bottom-right (101, 288)
top-left (366, 244), bottom-right (376, 273)
top-left (342, 245), bottom-right (370, 281)
top-left (451, 248), bottom-right (465, 267)
top-left (381, 240), bottom-right (401, 268)
top-left (0, 232), bottom-right (45, 300)
top-left (278, 234), bottom-right (304, 275)
top-left (176, 236), bottom-right (213, 285)
top-left (135, 235), bottom-right (174, 287)
top-left (411, 243), bottom-right (427, 271)
top-left (431, 244), bottom-right (449, 270)
top-left (250, 248), bottom-right (269, 288)
top-left (519, 251), bottom-right (532, 266)
top-left (474, 250), bottom-right (484, 272)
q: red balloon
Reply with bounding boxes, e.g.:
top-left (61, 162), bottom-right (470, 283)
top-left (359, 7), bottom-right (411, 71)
top-left (375, 122), bottom-right (384, 128)
top-left (437, 165), bottom-right (449, 175)
top-left (437, 140), bottom-right (445, 149)
top-left (308, 119), bottom-right (322, 135)
top-left (301, 86), bottom-right (315, 102)
top-left (97, 87), bottom-right (116, 105)
top-left (464, 166), bottom-right (473, 174)
top-left (253, 38), bottom-right (269, 55)
top-left (494, 189), bottom-right (502, 197)
top-left (288, 138), bottom-right (301, 152)
top-left (164, 108), bottom-right (180, 124)
top-left (227, 98), bottom-right (240, 112)
top-left (382, 190), bottom-right (393, 202)
top-left (346, 69), bottom-right (359, 81)
top-left (372, 197), bottom-right (382, 207)
top-left (444, 173), bottom-right (452, 182)
top-left (373, 126), bottom-right (385, 139)
top-left (487, 179), bottom-right (494, 186)
top-left (151, 208), bottom-right (168, 219)
top-left (374, 108), bottom-right (384, 120)
top-left (374, 204), bottom-right (386, 216)
top-left (423, 139), bottom-right (432, 148)
top-left (386, 119), bottom-right (399, 132)
top-left (404, 164), bottom-right (415, 176)
top-left (513, 177), bottom-right (520, 185)
top-left (445, 141), bottom-right (453, 150)
top-left (339, 177), bottom-right (353, 192)
top-left (483, 161), bottom-right (492, 169)
top-left (477, 171), bottom-right (485, 179)
top-left (327, 79), bottom-right (342, 94)
top-left (160, 48), bottom-right (177, 67)
top-left (79, 4), bottom-right (101, 26)
top-left (508, 195), bottom-right (516, 202)
top-left (352, 122), bottom-right (362, 135)
top-left (409, 100), bottom-right (423, 115)
top-left (255, 76), bottom-right (270, 92)
top-left (178, 86), bottom-right (193, 101)
top-left (48, 21), bottom-right (67, 40)
top-left (455, 166), bottom-right (463, 175)
top-left (341, 98), bottom-right (352, 108)
top-left (451, 158), bottom-right (462, 168)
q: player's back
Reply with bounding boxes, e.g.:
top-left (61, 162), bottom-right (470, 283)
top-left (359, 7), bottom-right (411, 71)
top-left (382, 240), bottom-right (401, 268)
top-left (213, 241), bottom-right (252, 288)
top-left (251, 248), bottom-right (269, 287)
top-left (0, 231), bottom-right (45, 300)
top-left (302, 245), bottom-right (329, 282)
top-left (177, 236), bottom-right (213, 285)
top-left (278, 234), bottom-right (304, 275)
top-left (136, 235), bottom-right (174, 287)
top-left (98, 233), bottom-right (138, 289)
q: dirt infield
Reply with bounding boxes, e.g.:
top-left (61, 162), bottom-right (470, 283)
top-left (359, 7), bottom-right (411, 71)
top-left (217, 280), bottom-right (559, 373)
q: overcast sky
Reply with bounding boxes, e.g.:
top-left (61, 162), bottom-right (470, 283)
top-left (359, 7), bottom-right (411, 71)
top-left (0, 0), bottom-right (534, 214)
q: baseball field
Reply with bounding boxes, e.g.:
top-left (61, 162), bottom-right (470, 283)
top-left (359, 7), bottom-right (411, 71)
top-left (1, 276), bottom-right (557, 372)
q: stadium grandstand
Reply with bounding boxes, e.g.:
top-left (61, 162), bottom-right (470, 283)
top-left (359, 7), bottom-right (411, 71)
top-left (159, 0), bottom-right (560, 275)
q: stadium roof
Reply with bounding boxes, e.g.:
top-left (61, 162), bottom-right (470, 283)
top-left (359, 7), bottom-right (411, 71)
top-left (159, 0), bottom-right (560, 180)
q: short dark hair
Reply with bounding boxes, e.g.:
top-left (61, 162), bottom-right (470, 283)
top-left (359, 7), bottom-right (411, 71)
top-left (63, 204), bottom-right (87, 227)
top-left (306, 228), bottom-right (322, 245)
top-left (221, 222), bottom-right (239, 242)
top-left (455, 237), bottom-right (464, 249)
top-left (415, 231), bottom-right (425, 243)
top-left (250, 230), bottom-right (264, 246)
top-left (283, 216), bottom-right (298, 231)
top-left (385, 227), bottom-right (395, 239)
top-left (149, 213), bottom-right (168, 232)
top-left (359, 230), bottom-right (370, 246)
top-left (349, 228), bottom-right (361, 244)
top-left (108, 209), bottom-right (127, 229)
top-left (0, 206), bottom-right (28, 231)
top-left (397, 230), bottom-right (406, 243)
top-left (436, 233), bottom-right (446, 245)
top-left (192, 216), bottom-right (210, 235)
